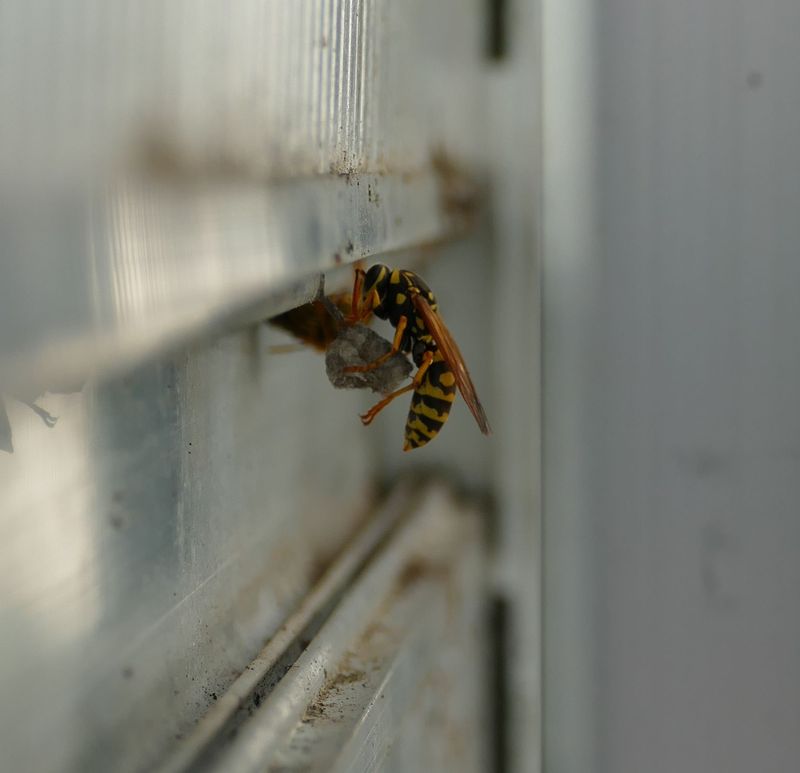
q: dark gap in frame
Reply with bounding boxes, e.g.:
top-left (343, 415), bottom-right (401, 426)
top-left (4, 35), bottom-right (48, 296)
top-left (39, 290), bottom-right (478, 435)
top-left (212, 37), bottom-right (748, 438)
top-left (487, 0), bottom-right (509, 61)
top-left (489, 595), bottom-right (510, 773)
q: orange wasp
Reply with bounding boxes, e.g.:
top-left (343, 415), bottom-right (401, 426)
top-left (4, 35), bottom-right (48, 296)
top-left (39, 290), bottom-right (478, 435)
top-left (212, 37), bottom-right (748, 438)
top-left (345, 264), bottom-right (491, 450)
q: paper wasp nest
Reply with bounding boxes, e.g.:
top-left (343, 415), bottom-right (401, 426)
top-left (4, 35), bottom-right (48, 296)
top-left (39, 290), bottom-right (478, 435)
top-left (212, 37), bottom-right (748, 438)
top-left (268, 274), bottom-right (412, 395)
top-left (325, 322), bottom-right (412, 394)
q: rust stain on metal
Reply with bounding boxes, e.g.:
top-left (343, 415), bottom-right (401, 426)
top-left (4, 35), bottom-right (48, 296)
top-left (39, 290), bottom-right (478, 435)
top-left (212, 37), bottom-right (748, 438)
top-left (331, 669), bottom-right (367, 687)
top-left (392, 553), bottom-right (464, 630)
top-left (395, 557), bottom-right (451, 593)
top-left (430, 147), bottom-right (481, 232)
top-left (138, 131), bottom-right (259, 182)
top-left (303, 666), bottom-right (368, 723)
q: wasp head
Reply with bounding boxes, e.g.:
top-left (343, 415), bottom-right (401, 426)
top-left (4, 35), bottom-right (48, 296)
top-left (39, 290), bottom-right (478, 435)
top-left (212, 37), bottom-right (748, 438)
top-left (361, 263), bottom-right (390, 313)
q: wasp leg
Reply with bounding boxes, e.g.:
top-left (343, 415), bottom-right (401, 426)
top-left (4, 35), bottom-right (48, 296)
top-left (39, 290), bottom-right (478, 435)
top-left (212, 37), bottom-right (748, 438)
top-left (360, 350), bottom-right (433, 425)
top-left (22, 400), bottom-right (58, 428)
top-left (345, 266), bottom-right (379, 325)
top-left (345, 267), bottom-right (366, 324)
top-left (344, 315), bottom-right (407, 374)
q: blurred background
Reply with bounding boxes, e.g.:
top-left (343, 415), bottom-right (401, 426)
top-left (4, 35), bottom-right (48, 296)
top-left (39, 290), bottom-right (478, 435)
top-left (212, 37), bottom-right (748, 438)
top-left (0, 1), bottom-right (798, 772)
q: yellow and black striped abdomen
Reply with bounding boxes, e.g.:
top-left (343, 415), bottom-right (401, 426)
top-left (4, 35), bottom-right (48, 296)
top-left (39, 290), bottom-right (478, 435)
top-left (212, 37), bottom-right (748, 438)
top-left (404, 352), bottom-right (456, 450)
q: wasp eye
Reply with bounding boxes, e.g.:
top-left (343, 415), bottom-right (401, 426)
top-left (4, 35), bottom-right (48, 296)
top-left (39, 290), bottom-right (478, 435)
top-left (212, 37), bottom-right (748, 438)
top-left (363, 264), bottom-right (388, 302)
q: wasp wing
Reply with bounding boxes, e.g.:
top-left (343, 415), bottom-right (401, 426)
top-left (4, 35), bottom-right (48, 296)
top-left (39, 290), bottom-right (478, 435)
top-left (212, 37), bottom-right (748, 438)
top-left (411, 293), bottom-right (491, 435)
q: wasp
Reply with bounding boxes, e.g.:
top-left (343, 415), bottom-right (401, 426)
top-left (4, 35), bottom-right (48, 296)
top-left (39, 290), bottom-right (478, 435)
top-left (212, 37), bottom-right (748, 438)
top-left (345, 264), bottom-right (491, 450)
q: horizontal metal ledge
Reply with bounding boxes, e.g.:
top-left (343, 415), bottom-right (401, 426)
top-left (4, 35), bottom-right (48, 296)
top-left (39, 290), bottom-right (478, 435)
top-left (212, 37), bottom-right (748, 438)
top-left (155, 480), bottom-right (419, 773)
top-left (0, 169), bottom-right (469, 394)
top-left (187, 481), bottom-right (483, 773)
